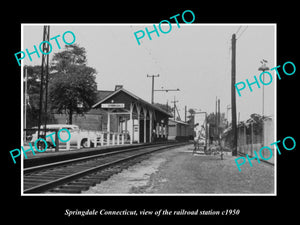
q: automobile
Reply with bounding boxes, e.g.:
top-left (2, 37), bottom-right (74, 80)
top-left (30, 124), bottom-right (98, 148)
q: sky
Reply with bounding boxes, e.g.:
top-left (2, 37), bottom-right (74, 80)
top-left (22, 24), bottom-right (275, 123)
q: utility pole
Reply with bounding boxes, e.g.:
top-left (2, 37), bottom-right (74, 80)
top-left (215, 97), bottom-right (218, 139)
top-left (217, 99), bottom-right (224, 160)
top-left (24, 66), bottom-right (28, 143)
top-left (214, 97), bottom-right (221, 142)
top-left (185, 105), bottom-right (187, 122)
top-left (258, 60), bottom-right (269, 147)
top-left (147, 74), bottom-right (159, 104)
top-left (171, 96), bottom-right (178, 119)
top-left (37, 25), bottom-right (50, 142)
top-left (231, 33), bottom-right (237, 156)
top-left (218, 98), bottom-right (220, 139)
top-left (226, 105), bottom-right (231, 127)
top-left (175, 104), bottom-right (181, 121)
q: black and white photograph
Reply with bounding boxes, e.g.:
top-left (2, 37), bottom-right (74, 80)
top-left (21, 24), bottom-right (276, 195)
top-left (4, 5), bottom-right (298, 223)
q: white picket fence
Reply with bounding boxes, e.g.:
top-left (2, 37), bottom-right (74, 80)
top-left (59, 131), bottom-right (127, 151)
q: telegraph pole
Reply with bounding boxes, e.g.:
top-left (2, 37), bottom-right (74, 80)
top-left (147, 74), bottom-right (159, 104)
top-left (37, 25), bottom-right (50, 141)
top-left (258, 60), bottom-right (269, 147)
top-left (218, 98), bottom-right (220, 139)
top-left (24, 66), bottom-right (28, 142)
top-left (184, 105), bottom-right (187, 122)
top-left (215, 97), bottom-right (218, 139)
top-left (171, 96), bottom-right (179, 119)
top-left (231, 33), bottom-right (237, 156)
top-left (226, 105), bottom-right (231, 127)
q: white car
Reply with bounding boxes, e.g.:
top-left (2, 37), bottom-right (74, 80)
top-left (31, 124), bottom-right (98, 148)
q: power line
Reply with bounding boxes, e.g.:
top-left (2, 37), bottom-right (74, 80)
top-left (236, 26), bottom-right (248, 40)
top-left (235, 26), bottom-right (242, 35)
top-left (129, 25), bottom-right (162, 72)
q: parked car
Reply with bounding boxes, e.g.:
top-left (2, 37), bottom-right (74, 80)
top-left (31, 124), bottom-right (98, 148)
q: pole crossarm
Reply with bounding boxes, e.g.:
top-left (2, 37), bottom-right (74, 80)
top-left (154, 88), bottom-right (180, 92)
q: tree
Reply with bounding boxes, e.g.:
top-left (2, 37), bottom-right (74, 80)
top-left (154, 103), bottom-right (173, 114)
top-left (188, 108), bottom-right (196, 115)
top-left (51, 44), bottom-right (87, 72)
top-left (207, 112), bottom-right (227, 142)
top-left (246, 113), bottom-right (264, 135)
top-left (49, 44), bottom-right (98, 124)
top-left (24, 65), bottom-right (41, 127)
top-left (24, 65), bottom-right (55, 128)
top-left (185, 108), bottom-right (196, 123)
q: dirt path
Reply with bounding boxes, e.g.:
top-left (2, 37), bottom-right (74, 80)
top-left (83, 144), bottom-right (275, 194)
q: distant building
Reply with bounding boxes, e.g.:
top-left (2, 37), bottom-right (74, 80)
top-left (168, 119), bottom-right (193, 141)
top-left (49, 89), bottom-right (115, 131)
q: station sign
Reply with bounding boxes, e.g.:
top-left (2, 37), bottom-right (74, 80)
top-left (101, 103), bottom-right (125, 108)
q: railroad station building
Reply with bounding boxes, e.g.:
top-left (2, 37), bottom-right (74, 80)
top-left (91, 85), bottom-right (173, 144)
top-left (49, 85), bottom-right (196, 144)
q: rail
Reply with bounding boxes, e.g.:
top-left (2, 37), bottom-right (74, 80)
top-left (23, 141), bottom-right (190, 194)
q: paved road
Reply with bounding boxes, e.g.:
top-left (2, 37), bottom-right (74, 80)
top-left (83, 144), bottom-right (275, 194)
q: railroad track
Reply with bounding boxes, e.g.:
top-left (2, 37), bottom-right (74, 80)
top-left (23, 142), bottom-right (189, 194)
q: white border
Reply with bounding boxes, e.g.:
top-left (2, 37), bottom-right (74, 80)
top-left (21, 23), bottom-right (277, 196)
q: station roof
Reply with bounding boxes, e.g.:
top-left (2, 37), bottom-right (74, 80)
top-left (169, 118), bottom-right (189, 126)
top-left (92, 87), bottom-right (173, 117)
top-left (96, 90), bottom-right (114, 101)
